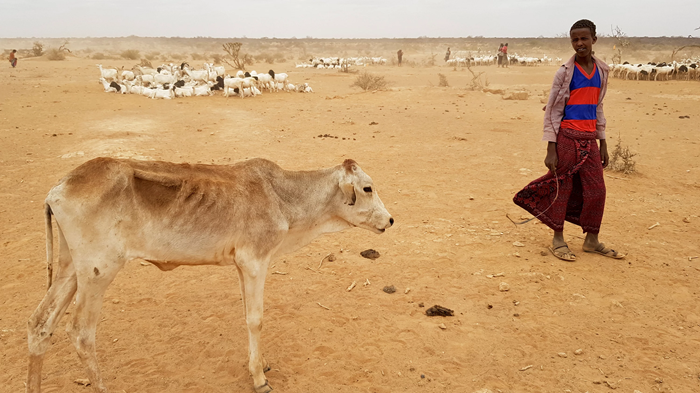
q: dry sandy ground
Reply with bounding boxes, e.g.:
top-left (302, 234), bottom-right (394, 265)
top-left (1, 55), bottom-right (699, 393)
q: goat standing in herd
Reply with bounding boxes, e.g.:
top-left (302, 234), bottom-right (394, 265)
top-left (26, 157), bottom-right (393, 393)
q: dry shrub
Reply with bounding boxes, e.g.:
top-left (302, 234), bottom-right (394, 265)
top-left (32, 42), bottom-right (44, 57)
top-left (438, 73), bottom-right (449, 87)
top-left (255, 52), bottom-right (286, 64)
top-left (191, 53), bottom-right (205, 61)
top-left (140, 58), bottom-right (153, 68)
top-left (46, 49), bottom-right (66, 61)
top-left (256, 52), bottom-right (275, 64)
top-left (212, 54), bottom-right (223, 64)
top-left (145, 52), bottom-right (159, 61)
top-left (222, 42), bottom-right (253, 70)
top-left (121, 49), bottom-right (140, 60)
top-left (92, 52), bottom-right (106, 60)
top-left (609, 136), bottom-right (637, 174)
top-left (465, 63), bottom-right (488, 90)
top-left (351, 71), bottom-right (388, 91)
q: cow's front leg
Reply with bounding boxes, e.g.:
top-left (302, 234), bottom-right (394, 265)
top-left (240, 259), bottom-right (272, 393)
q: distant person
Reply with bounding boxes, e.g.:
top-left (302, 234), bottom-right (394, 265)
top-left (497, 43), bottom-right (504, 67)
top-left (9, 49), bottom-right (17, 68)
top-left (501, 43), bottom-right (509, 67)
top-left (513, 19), bottom-right (624, 262)
top-left (444, 47), bottom-right (451, 62)
top-left (397, 49), bottom-right (403, 66)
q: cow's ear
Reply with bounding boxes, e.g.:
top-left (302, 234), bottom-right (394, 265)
top-left (339, 180), bottom-right (356, 206)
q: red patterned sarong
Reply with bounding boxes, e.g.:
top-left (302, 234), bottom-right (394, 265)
top-left (513, 128), bottom-right (606, 234)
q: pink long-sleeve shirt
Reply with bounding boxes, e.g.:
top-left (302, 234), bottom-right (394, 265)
top-left (542, 54), bottom-right (609, 142)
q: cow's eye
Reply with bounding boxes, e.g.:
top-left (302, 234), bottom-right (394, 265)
top-left (363, 187), bottom-right (372, 193)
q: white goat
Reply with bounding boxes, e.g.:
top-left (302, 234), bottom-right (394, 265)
top-left (97, 65), bottom-right (117, 82)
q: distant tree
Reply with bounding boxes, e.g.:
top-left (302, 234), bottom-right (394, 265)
top-left (610, 25), bottom-right (630, 65)
top-left (222, 42), bottom-right (253, 70)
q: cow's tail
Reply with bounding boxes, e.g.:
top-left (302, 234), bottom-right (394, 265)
top-left (45, 203), bottom-right (54, 290)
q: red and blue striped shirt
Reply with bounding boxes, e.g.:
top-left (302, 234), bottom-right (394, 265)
top-left (560, 63), bottom-right (600, 132)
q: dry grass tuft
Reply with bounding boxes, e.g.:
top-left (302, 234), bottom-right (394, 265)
top-left (438, 73), bottom-right (449, 87)
top-left (351, 71), bottom-right (388, 91)
top-left (608, 136), bottom-right (637, 174)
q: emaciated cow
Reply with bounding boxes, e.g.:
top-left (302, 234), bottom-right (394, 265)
top-left (26, 157), bottom-right (394, 393)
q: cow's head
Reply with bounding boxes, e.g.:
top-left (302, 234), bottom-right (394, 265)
top-left (338, 159), bottom-right (394, 233)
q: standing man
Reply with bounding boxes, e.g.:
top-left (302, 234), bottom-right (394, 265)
top-left (513, 19), bottom-right (624, 261)
top-left (444, 47), bottom-right (451, 62)
top-left (501, 43), bottom-right (509, 67)
top-left (397, 49), bottom-right (403, 66)
top-left (497, 43), bottom-right (504, 67)
top-left (9, 49), bottom-right (17, 68)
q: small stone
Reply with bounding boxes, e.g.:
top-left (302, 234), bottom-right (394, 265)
top-left (499, 282), bottom-right (510, 292)
top-left (540, 251), bottom-right (548, 256)
top-left (574, 349), bottom-right (583, 355)
top-left (438, 323), bottom-right (447, 330)
top-left (684, 217), bottom-right (691, 223)
top-left (360, 249), bottom-right (381, 259)
top-left (418, 302), bottom-right (424, 307)
top-left (558, 352), bottom-right (568, 358)
top-left (513, 241), bottom-right (525, 247)
top-left (74, 379), bottom-right (91, 386)
top-left (112, 299), bottom-right (120, 304)
top-left (382, 285), bottom-right (396, 294)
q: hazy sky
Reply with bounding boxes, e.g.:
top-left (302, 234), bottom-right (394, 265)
top-left (2, 0), bottom-right (699, 38)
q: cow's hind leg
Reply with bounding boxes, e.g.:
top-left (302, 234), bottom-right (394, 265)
top-left (68, 255), bottom-right (126, 393)
top-left (27, 229), bottom-right (77, 393)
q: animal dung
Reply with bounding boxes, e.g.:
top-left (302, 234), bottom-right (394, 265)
top-left (382, 285), bottom-right (396, 294)
top-left (360, 249), bottom-right (381, 259)
top-left (425, 305), bottom-right (454, 317)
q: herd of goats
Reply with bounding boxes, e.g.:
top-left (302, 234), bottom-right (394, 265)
top-left (97, 55), bottom-right (700, 99)
top-left (609, 60), bottom-right (700, 81)
top-left (97, 62), bottom-right (313, 99)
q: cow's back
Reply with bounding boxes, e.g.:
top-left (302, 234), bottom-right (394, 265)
top-left (46, 157), bottom-right (289, 264)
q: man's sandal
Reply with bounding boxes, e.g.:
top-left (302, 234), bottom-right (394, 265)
top-left (548, 245), bottom-right (576, 262)
top-left (583, 243), bottom-right (625, 259)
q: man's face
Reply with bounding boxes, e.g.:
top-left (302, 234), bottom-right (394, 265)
top-left (570, 27), bottom-right (597, 59)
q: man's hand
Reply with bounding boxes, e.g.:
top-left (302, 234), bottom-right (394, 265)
top-left (600, 139), bottom-right (609, 168)
top-left (545, 142), bottom-right (558, 173)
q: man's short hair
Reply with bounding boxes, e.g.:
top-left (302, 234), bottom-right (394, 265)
top-left (570, 19), bottom-right (597, 37)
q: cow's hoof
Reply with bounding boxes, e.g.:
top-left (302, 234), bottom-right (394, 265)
top-left (255, 380), bottom-right (273, 393)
